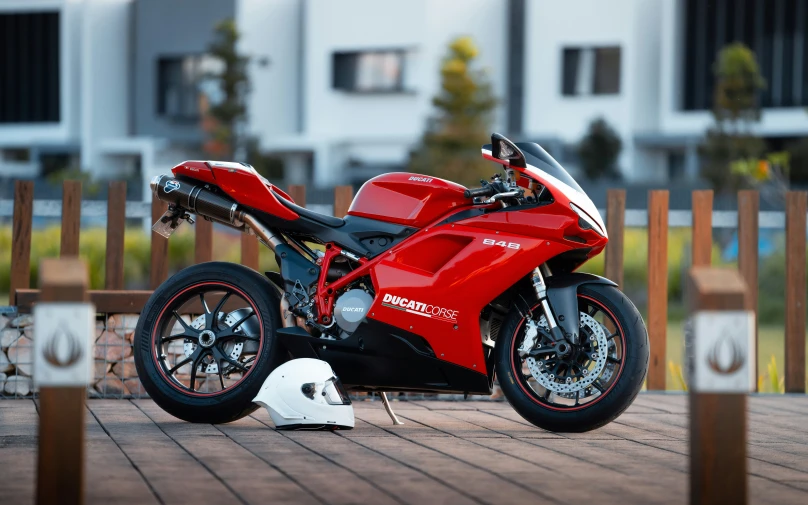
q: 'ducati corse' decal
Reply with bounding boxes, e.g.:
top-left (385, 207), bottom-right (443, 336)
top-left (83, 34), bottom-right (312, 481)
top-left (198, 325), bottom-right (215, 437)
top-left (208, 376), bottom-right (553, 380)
top-left (381, 294), bottom-right (458, 324)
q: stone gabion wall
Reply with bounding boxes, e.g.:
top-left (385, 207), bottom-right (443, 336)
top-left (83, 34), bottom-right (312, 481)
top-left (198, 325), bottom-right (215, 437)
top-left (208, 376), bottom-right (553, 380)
top-left (0, 313), bottom-right (153, 398)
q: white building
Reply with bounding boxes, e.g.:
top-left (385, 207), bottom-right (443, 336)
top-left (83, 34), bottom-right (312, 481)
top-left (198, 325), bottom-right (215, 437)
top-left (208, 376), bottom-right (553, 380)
top-left (1, 0), bottom-right (807, 194)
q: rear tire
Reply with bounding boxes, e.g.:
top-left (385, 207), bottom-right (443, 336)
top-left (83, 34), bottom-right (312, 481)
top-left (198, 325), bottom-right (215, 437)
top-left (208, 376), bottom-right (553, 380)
top-left (134, 262), bottom-right (283, 424)
top-left (495, 283), bottom-right (648, 432)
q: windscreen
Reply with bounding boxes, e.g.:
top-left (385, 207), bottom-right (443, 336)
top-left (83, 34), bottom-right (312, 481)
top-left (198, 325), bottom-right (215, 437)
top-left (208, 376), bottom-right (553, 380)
top-left (515, 142), bottom-right (584, 193)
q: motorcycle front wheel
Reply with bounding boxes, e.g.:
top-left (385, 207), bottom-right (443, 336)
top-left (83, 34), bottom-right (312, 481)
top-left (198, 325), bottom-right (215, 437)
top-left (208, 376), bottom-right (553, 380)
top-left (495, 283), bottom-right (648, 432)
top-left (133, 262), bottom-right (283, 424)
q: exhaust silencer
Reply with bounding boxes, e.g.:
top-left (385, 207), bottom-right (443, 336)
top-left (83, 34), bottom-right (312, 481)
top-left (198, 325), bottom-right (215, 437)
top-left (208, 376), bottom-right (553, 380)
top-left (151, 174), bottom-right (239, 225)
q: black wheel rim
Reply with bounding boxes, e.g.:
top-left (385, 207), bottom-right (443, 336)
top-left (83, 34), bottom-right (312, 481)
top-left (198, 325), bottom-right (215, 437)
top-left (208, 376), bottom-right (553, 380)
top-left (152, 282), bottom-right (264, 397)
top-left (510, 295), bottom-right (626, 411)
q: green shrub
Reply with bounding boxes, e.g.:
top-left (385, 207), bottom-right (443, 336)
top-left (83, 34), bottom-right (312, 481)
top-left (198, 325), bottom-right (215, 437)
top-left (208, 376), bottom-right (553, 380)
top-left (0, 225), bottom-right (278, 291)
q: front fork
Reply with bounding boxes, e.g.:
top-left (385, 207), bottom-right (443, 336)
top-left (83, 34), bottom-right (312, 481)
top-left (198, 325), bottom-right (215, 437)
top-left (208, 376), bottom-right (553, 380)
top-left (530, 265), bottom-right (576, 345)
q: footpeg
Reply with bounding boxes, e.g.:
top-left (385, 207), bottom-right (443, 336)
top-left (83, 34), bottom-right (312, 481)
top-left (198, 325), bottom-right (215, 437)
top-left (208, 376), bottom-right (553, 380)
top-left (380, 392), bottom-right (404, 425)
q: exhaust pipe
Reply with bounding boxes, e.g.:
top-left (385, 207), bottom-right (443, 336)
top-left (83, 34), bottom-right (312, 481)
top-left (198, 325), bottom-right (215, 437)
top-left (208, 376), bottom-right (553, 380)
top-left (150, 174), bottom-right (284, 252)
top-left (151, 175), bottom-right (239, 225)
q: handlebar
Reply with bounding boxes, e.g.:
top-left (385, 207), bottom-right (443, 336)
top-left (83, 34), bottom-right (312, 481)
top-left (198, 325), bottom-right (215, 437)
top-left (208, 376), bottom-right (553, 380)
top-left (464, 185), bottom-right (498, 199)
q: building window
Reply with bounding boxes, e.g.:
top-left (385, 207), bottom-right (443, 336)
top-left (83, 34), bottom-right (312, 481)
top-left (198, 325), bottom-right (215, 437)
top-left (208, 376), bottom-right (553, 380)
top-left (157, 55), bottom-right (222, 121)
top-left (0, 12), bottom-right (60, 123)
top-left (333, 50), bottom-right (408, 93)
top-left (561, 46), bottom-right (622, 96)
top-left (682, 0), bottom-right (808, 110)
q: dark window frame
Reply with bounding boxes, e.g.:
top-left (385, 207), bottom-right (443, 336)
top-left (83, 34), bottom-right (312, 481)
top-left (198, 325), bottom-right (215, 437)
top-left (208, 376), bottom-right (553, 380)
top-left (0, 11), bottom-right (61, 124)
top-left (560, 45), bottom-right (622, 97)
top-left (156, 54), bottom-right (218, 122)
top-left (332, 49), bottom-right (410, 94)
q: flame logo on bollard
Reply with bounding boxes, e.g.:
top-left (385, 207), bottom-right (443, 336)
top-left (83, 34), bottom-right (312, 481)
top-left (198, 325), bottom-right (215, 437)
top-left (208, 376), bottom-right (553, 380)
top-left (706, 333), bottom-right (744, 375)
top-left (43, 328), bottom-right (83, 368)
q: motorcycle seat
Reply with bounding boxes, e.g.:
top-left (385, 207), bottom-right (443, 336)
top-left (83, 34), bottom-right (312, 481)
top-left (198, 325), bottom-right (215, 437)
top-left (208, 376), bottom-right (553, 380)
top-left (273, 191), bottom-right (345, 228)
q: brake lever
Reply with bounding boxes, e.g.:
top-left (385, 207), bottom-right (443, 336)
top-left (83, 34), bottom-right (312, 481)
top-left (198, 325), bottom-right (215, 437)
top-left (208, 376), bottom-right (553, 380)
top-left (482, 190), bottom-right (522, 204)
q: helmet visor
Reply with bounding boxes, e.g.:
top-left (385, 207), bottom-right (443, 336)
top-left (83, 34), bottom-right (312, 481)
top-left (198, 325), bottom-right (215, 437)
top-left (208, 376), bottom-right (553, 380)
top-left (322, 376), bottom-right (352, 405)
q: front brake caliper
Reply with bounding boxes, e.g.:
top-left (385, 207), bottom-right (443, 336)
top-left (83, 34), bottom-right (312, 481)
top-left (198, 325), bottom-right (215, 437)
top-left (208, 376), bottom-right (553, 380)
top-left (518, 319), bottom-right (540, 358)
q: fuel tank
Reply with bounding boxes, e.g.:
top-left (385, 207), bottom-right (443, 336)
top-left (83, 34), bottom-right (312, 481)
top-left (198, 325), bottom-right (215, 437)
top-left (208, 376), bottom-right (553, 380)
top-left (347, 172), bottom-right (471, 228)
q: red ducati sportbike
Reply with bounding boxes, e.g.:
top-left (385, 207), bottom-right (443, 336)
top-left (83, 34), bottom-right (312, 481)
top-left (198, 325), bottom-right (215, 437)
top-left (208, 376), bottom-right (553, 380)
top-left (134, 133), bottom-right (648, 432)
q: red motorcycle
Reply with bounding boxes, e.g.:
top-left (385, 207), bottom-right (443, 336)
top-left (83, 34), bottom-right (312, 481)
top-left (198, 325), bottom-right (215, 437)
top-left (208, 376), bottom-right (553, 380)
top-left (134, 133), bottom-right (648, 432)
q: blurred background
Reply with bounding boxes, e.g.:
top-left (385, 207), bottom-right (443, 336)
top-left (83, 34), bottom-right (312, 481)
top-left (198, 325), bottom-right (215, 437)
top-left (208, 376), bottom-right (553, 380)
top-left (0, 0), bottom-right (807, 389)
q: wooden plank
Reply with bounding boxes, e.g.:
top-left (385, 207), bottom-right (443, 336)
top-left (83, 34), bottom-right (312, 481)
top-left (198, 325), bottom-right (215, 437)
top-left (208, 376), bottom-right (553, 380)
top-left (149, 198), bottom-right (169, 289)
top-left (605, 189), bottom-right (625, 287)
top-left (647, 190), bottom-right (669, 390)
top-left (15, 289), bottom-right (248, 315)
top-left (10, 180), bottom-right (33, 304)
top-left (15, 289), bottom-right (152, 314)
top-left (241, 233), bottom-right (260, 270)
top-left (105, 181), bottom-right (127, 290)
top-left (785, 191), bottom-right (807, 393)
top-left (687, 267), bottom-right (749, 505)
top-left (194, 218), bottom-right (213, 264)
top-left (87, 400), bottom-right (241, 504)
top-left (333, 185), bottom-right (354, 218)
top-left (287, 185), bottom-right (306, 207)
top-left (37, 258), bottom-right (89, 505)
top-left (691, 189), bottom-right (713, 267)
top-left (738, 190), bottom-right (759, 387)
top-left (84, 405), bottom-right (160, 505)
top-left (59, 180), bottom-right (82, 257)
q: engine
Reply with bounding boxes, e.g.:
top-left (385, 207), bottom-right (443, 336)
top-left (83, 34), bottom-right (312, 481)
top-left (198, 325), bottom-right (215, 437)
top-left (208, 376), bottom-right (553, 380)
top-left (333, 289), bottom-right (374, 336)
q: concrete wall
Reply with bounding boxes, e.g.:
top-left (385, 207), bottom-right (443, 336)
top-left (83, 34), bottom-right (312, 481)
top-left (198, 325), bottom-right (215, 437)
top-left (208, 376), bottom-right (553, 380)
top-left (238, 0), bottom-right (303, 142)
top-left (81, 0), bottom-right (132, 177)
top-left (133, 0), bottom-right (235, 142)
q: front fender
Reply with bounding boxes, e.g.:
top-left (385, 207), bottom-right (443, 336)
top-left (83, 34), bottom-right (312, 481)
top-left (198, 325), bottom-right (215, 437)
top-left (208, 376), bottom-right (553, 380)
top-left (545, 273), bottom-right (618, 343)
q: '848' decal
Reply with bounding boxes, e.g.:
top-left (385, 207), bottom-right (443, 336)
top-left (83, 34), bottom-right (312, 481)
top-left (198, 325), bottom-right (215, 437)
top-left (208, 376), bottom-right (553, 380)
top-left (483, 238), bottom-right (520, 249)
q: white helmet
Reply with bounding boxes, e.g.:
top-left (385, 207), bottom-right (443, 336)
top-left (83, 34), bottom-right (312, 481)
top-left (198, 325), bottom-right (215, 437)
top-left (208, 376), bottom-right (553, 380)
top-left (253, 358), bottom-right (354, 430)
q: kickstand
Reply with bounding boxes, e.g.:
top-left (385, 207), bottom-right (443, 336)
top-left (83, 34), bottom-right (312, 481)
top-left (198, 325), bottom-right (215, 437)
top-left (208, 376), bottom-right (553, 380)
top-left (379, 392), bottom-right (404, 425)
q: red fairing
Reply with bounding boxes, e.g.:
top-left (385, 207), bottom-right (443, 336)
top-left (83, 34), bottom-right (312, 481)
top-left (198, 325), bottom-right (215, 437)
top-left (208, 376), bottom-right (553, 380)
top-left (365, 200), bottom-right (605, 372)
top-left (347, 172), bottom-right (471, 228)
top-left (171, 160), bottom-right (299, 221)
top-left (172, 160), bottom-right (217, 184)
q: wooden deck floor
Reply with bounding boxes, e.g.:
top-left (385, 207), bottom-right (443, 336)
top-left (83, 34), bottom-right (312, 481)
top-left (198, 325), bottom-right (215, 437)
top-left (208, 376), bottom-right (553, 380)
top-left (2, 393), bottom-right (808, 504)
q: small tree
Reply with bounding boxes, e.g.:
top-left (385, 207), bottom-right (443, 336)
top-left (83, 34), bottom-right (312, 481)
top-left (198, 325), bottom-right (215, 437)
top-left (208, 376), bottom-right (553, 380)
top-left (203, 19), bottom-right (250, 159)
top-left (700, 43), bottom-right (766, 191)
top-left (407, 36), bottom-right (497, 187)
top-left (578, 118), bottom-right (622, 180)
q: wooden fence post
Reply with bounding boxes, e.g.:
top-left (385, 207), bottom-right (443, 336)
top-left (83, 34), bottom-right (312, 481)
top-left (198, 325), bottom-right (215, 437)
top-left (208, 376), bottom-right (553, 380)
top-left (10, 180), bottom-right (33, 304)
top-left (785, 191), bottom-right (807, 393)
top-left (60, 181), bottom-right (82, 258)
top-left (149, 198), bottom-right (169, 289)
top-left (738, 190), bottom-right (759, 387)
top-left (194, 218), bottom-right (213, 264)
top-left (288, 185), bottom-right (306, 207)
top-left (241, 233), bottom-right (260, 270)
top-left (688, 267), bottom-right (751, 505)
top-left (647, 190), bottom-right (669, 390)
top-left (691, 190), bottom-right (713, 267)
top-left (605, 189), bottom-right (625, 287)
top-left (105, 181), bottom-right (127, 290)
top-left (334, 185), bottom-right (354, 218)
top-left (35, 258), bottom-right (92, 505)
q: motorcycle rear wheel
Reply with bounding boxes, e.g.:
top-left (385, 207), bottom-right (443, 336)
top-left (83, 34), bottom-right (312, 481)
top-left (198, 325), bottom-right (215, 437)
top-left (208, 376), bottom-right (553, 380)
top-left (133, 262), bottom-right (283, 424)
top-left (495, 283), bottom-right (648, 432)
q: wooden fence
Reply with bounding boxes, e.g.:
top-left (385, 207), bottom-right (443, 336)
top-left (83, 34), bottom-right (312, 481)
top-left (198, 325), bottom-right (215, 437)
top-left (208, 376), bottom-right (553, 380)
top-left (6, 181), bottom-right (808, 392)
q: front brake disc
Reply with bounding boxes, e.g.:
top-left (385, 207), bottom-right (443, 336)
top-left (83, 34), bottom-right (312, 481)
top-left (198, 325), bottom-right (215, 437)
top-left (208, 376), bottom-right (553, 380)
top-left (525, 312), bottom-right (608, 394)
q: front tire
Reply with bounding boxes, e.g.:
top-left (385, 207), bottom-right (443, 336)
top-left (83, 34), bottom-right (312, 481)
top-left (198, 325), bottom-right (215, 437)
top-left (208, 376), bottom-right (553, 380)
top-left (495, 283), bottom-right (648, 432)
top-left (134, 262), bottom-right (283, 424)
